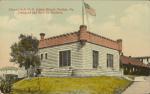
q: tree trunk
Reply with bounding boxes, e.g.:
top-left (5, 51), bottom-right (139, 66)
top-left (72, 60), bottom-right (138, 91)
top-left (27, 68), bottom-right (30, 78)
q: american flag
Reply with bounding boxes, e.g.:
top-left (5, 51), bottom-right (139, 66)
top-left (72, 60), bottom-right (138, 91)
top-left (84, 2), bottom-right (96, 16)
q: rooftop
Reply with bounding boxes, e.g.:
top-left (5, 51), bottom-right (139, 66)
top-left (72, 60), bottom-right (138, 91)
top-left (39, 25), bottom-right (122, 51)
top-left (133, 56), bottom-right (150, 59)
top-left (120, 56), bottom-right (150, 68)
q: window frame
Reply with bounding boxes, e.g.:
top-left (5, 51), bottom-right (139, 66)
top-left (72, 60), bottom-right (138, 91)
top-left (93, 50), bottom-right (99, 68)
top-left (45, 53), bottom-right (48, 59)
top-left (107, 54), bottom-right (114, 68)
top-left (40, 54), bottom-right (43, 60)
top-left (59, 50), bottom-right (71, 67)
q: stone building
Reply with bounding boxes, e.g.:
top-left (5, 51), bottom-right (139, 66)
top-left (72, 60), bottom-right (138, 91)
top-left (38, 25), bottom-right (122, 77)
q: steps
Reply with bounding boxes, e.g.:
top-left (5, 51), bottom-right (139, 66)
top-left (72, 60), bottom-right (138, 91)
top-left (41, 68), bottom-right (122, 77)
top-left (41, 68), bottom-right (73, 77)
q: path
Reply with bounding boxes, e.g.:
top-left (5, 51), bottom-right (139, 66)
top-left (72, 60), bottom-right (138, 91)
top-left (122, 76), bottom-right (150, 94)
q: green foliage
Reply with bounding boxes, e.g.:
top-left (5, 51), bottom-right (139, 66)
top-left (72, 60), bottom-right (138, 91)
top-left (13, 76), bottom-right (131, 94)
top-left (0, 74), bottom-right (20, 93)
top-left (0, 78), bottom-right (12, 93)
top-left (10, 34), bottom-right (40, 70)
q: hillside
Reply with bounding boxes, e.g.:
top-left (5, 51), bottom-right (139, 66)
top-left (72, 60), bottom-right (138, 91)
top-left (13, 76), bottom-right (131, 94)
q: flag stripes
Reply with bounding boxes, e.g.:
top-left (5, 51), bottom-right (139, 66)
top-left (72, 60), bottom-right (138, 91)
top-left (84, 2), bottom-right (96, 16)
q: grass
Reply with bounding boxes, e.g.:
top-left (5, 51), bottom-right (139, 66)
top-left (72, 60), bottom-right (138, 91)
top-left (12, 76), bottom-right (131, 94)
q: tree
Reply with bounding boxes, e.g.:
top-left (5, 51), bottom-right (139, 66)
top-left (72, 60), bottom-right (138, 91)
top-left (10, 34), bottom-right (40, 77)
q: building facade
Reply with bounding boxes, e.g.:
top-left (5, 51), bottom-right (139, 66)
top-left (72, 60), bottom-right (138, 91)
top-left (39, 25), bottom-right (123, 77)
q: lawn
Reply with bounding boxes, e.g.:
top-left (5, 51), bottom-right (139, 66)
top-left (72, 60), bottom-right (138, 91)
top-left (12, 76), bottom-right (131, 94)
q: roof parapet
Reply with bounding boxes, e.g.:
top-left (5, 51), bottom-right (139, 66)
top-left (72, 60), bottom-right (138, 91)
top-left (79, 25), bottom-right (87, 42)
top-left (40, 33), bottom-right (45, 40)
top-left (117, 39), bottom-right (122, 53)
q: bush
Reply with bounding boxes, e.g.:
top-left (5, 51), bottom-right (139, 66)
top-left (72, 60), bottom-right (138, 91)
top-left (0, 79), bottom-right (12, 93)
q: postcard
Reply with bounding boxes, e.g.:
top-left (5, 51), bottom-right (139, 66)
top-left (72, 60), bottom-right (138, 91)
top-left (0, 0), bottom-right (150, 94)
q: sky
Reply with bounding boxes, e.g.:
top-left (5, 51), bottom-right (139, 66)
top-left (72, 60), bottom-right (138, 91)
top-left (0, 0), bottom-right (150, 68)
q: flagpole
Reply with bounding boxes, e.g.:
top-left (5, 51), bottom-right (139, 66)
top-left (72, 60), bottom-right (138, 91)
top-left (84, 0), bottom-right (89, 29)
top-left (86, 12), bottom-right (90, 30)
top-left (82, 0), bottom-right (85, 25)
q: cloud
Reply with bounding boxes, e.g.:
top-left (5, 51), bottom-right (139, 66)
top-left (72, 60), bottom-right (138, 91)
top-left (89, 21), bottom-right (122, 41)
top-left (67, 15), bottom-right (82, 25)
top-left (108, 15), bottom-right (116, 20)
top-left (119, 4), bottom-right (150, 56)
top-left (98, 21), bottom-right (122, 34)
top-left (0, 12), bottom-right (53, 32)
top-left (66, 14), bottom-right (95, 25)
top-left (120, 4), bottom-right (150, 31)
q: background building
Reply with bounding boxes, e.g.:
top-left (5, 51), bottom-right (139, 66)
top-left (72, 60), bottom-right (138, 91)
top-left (0, 67), bottom-right (26, 79)
top-left (120, 55), bottom-right (150, 75)
top-left (133, 56), bottom-right (150, 65)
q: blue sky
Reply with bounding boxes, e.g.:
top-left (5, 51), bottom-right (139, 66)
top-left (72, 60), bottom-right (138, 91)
top-left (0, 0), bottom-right (150, 67)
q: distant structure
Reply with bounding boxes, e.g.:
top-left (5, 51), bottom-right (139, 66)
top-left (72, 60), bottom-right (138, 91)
top-left (133, 56), bottom-right (150, 65)
top-left (38, 25), bottom-right (123, 77)
top-left (0, 67), bottom-right (26, 79)
top-left (120, 56), bottom-right (150, 75)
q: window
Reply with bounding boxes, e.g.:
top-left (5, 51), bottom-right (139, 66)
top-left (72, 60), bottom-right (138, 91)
top-left (93, 50), bottom-right (99, 68)
top-left (147, 58), bottom-right (149, 62)
top-left (59, 50), bottom-right (71, 67)
top-left (141, 59), bottom-right (143, 62)
top-left (148, 58), bottom-right (150, 62)
top-left (45, 53), bottom-right (48, 59)
top-left (41, 54), bottom-right (43, 60)
top-left (107, 54), bottom-right (113, 68)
